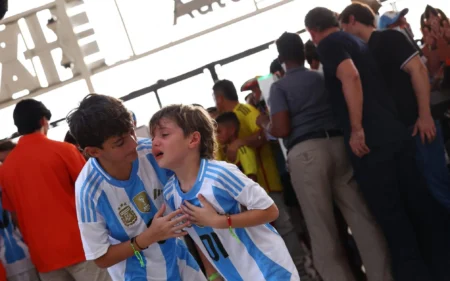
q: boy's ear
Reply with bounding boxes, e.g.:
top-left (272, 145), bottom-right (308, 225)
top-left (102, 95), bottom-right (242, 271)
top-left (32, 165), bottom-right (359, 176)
top-left (189, 131), bottom-right (201, 148)
top-left (84, 146), bottom-right (102, 158)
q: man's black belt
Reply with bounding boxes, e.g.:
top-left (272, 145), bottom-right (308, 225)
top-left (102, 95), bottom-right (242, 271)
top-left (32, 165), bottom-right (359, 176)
top-left (288, 129), bottom-right (343, 151)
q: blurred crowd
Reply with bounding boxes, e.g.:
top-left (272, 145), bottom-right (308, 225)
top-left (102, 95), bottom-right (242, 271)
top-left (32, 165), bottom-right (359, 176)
top-left (0, 1), bottom-right (450, 281)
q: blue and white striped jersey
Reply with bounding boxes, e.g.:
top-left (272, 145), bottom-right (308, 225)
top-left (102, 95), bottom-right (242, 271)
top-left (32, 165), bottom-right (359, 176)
top-left (164, 159), bottom-right (300, 281)
top-left (0, 195), bottom-right (34, 277)
top-left (75, 138), bottom-right (206, 281)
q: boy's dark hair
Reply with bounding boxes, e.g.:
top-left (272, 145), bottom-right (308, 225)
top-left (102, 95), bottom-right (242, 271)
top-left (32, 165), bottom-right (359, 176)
top-left (0, 140), bottom-right (15, 153)
top-left (0, 0), bottom-right (8, 20)
top-left (339, 3), bottom-right (376, 27)
top-left (212, 80), bottom-right (238, 101)
top-left (215, 112), bottom-right (240, 134)
top-left (66, 94), bottom-right (133, 149)
top-left (149, 104), bottom-right (217, 160)
top-left (276, 32), bottom-right (305, 65)
top-left (206, 107), bottom-right (218, 114)
top-left (13, 99), bottom-right (52, 135)
top-left (269, 59), bottom-right (283, 74)
top-left (305, 7), bottom-right (340, 32)
top-left (64, 131), bottom-right (78, 146)
top-left (304, 40), bottom-right (319, 65)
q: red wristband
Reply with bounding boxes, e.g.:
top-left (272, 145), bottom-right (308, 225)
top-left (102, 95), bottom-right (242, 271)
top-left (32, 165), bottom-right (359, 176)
top-left (226, 214), bottom-right (232, 228)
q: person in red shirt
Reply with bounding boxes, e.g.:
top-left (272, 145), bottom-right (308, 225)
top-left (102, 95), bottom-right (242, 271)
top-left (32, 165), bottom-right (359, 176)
top-left (0, 99), bottom-right (111, 281)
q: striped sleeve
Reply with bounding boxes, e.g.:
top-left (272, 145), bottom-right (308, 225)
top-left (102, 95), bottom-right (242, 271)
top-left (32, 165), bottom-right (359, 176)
top-left (205, 162), bottom-right (273, 210)
top-left (163, 176), bottom-right (177, 212)
top-left (75, 170), bottom-right (110, 260)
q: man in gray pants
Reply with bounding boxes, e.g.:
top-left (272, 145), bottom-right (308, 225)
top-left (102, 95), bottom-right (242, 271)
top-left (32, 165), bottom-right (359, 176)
top-left (257, 32), bottom-right (391, 281)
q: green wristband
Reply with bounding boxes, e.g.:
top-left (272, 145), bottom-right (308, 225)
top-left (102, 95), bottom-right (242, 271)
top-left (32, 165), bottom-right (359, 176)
top-left (208, 272), bottom-right (220, 281)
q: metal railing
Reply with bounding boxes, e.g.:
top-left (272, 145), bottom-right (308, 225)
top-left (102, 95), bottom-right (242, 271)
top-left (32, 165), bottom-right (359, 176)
top-left (2, 28), bottom-right (306, 141)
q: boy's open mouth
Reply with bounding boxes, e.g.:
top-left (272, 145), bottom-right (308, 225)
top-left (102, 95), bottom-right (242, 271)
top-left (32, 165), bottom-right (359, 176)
top-left (155, 151), bottom-right (164, 159)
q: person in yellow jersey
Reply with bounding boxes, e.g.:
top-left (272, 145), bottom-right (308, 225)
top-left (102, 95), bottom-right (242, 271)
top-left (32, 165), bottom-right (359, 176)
top-left (212, 79), bottom-right (310, 278)
top-left (215, 112), bottom-right (258, 182)
top-left (213, 80), bottom-right (281, 193)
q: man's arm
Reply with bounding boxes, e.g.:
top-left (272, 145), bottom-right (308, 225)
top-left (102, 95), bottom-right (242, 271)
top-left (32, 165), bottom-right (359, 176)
top-left (403, 55), bottom-right (436, 143)
top-left (237, 130), bottom-right (266, 149)
top-left (262, 82), bottom-right (291, 138)
top-left (386, 30), bottom-right (436, 143)
top-left (336, 59), bottom-right (370, 157)
top-left (257, 111), bottom-right (291, 139)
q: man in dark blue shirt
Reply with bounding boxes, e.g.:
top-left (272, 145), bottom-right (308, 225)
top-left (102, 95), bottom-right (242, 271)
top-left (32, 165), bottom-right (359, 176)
top-left (339, 2), bottom-right (450, 215)
top-left (305, 7), bottom-right (450, 281)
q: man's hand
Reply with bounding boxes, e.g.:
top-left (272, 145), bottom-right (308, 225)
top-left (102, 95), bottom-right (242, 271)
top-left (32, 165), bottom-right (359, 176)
top-left (349, 128), bottom-right (370, 158)
top-left (181, 195), bottom-right (222, 228)
top-left (226, 139), bottom-right (244, 163)
top-left (137, 205), bottom-right (189, 248)
top-left (256, 113), bottom-right (270, 129)
top-left (412, 114), bottom-right (436, 144)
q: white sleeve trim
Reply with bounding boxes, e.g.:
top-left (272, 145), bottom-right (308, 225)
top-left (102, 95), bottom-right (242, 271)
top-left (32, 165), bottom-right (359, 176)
top-left (400, 51), bottom-right (419, 70)
top-left (84, 244), bottom-right (109, 260)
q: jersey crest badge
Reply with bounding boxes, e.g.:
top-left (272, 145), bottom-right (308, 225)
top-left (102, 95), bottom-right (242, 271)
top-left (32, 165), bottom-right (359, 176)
top-left (133, 191), bottom-right (152, 213)
top-left (118, 203), bottom-right (138, 226)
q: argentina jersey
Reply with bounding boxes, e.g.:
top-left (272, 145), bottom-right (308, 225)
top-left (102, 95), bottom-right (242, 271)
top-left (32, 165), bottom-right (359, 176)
top-left (75, 138), bottom-right (205, 281)
top-left (164, 159), bottom-right (300, 281)
top-left (0, 198), bottom-right (34, 277)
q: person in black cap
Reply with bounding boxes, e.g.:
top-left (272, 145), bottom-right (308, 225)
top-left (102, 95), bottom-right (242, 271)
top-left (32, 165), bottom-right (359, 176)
top-left (305, 6), bottom-right (450, 281)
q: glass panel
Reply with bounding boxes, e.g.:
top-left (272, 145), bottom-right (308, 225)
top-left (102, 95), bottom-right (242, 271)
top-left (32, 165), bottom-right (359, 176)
top-left (34, 80), bottom-right (89, 122)
top-left (123, 93), bottom-right (160, 127)
top-left (158, 71), bottom-right (215, 108)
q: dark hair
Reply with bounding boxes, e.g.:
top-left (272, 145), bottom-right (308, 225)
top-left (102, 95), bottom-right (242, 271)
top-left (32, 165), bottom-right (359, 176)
top-left (270, 59), bottom-right (284, 74)
top-left (64, 131), bottom-right (78, 146)
top-left (276, 32), bottom-right (305, 65)
top-left (212, 80), bottom-right (238, 101)
top-left (191, 103), bottom-right (204, 108)
top-left (0, 140), bottom-right (15, 153)
top-left (206, 107), bottom-right (218, 114)
top-left (339, 3), bottom-right (376, 27)
top-left (149, 104), bottom-right (217, 160)
top-left (304, 40), bottom-right (319, 65)
top-left (129, 110), bottom-right (137, 123)
top-left (305, 7), bottom-right (340, 32)
top-left (215, 112), bottom-right (240, 133)
top-left (66, 94), bottom-right (133, 149)
top-left (0, 0), bottom-right (8, 20)
top-left (13, 99), bottom-right (52, 135)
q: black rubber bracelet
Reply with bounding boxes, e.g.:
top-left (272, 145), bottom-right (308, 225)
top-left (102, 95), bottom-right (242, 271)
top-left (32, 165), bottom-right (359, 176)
top-left (133, 236), bottom-right (148, 250)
